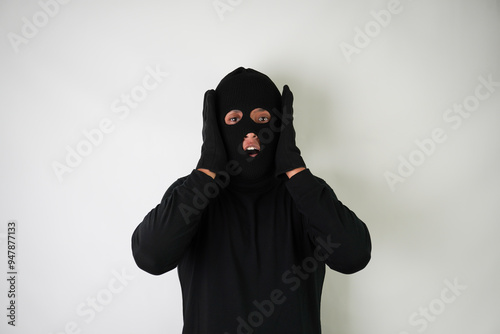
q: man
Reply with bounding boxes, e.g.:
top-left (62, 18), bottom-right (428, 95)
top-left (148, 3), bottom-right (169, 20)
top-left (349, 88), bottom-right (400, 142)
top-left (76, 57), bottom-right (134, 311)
top-left (131, 67), bottom-right (371, 334)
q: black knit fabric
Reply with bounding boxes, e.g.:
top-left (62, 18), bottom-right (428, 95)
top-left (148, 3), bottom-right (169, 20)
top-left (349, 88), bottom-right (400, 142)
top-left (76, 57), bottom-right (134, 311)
top-left (132, 169), bottom-right (371, 334)
top-left (215, 67), bottom-right (282, 180)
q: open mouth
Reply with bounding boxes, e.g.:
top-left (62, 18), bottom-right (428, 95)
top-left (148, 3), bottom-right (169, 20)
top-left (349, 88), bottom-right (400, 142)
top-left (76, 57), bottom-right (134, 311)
top-left (245, 146), bottom-right (260, 158)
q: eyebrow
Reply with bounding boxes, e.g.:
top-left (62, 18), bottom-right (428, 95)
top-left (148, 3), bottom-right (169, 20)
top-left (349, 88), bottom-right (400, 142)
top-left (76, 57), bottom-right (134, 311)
top-left (251, 109), bottom-right (270, 114)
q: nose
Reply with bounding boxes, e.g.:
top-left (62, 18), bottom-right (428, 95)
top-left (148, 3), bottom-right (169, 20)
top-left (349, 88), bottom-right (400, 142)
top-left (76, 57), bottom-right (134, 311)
top-left (244, 133), bottom-right (258, 139)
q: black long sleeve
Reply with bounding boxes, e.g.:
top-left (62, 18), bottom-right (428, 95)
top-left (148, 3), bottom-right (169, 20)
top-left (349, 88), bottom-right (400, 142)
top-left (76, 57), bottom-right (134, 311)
top-left (131, 169), bottom-right (217, 275)
top-left (131, 169), bottom-right (371, 334)
top-left (285, 169), bottom-right (371, 274)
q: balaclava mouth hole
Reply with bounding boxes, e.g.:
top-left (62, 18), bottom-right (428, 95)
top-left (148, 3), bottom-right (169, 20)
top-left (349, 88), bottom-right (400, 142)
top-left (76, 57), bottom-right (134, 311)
top-left (215, 67), bottom-right (282, 181)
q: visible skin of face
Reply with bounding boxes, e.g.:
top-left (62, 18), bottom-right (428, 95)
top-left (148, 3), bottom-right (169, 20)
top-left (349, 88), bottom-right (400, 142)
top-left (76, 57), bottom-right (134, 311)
top-left (224, 108), bottom-right (271, 158)
top-left (198, 107), bottom-right (305, 179)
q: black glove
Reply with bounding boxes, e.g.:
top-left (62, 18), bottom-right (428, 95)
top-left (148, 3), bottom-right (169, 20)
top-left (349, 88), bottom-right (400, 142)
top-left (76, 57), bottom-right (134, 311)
top-left (196, 90), bottom-right (227, 173)
top-left (275, 85), bottom-right (306, 176)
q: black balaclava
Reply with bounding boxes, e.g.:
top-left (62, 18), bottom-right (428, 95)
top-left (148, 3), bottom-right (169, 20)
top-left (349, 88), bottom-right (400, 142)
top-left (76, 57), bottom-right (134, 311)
top-left (215, 67), bottom-right (282, 181)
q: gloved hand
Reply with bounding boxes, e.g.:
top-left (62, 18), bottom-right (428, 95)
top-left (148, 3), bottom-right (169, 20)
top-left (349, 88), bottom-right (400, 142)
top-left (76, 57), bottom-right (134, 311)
top-left (275, 85), bottom-right (306, 177)
top-left (196, 90), bottom-right (227, 175)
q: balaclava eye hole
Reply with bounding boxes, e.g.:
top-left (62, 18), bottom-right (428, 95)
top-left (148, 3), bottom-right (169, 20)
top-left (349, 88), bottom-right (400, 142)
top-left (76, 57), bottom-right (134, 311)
top-left (215, 67), bottom-right (282, 180)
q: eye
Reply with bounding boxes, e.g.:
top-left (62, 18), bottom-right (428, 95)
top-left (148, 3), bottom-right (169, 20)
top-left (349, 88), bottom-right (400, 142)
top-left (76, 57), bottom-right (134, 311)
top-left (225, 110), bottom-right (243, 125)
top-left (250, 108), bottom-right (271, 124)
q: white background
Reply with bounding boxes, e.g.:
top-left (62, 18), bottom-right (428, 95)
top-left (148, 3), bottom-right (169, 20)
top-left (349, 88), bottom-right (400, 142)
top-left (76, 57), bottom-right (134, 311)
top-left (1, 0), bottom-right (499, 333)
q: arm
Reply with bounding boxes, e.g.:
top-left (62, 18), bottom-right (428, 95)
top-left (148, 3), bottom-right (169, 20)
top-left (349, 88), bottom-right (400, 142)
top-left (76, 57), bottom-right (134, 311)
top-left (131, 169), bottom-right (217, 275)
top-left (286, 169), bottom-right (371, 274)
top-left (132, 89), bottom-right (227, 275)
top-left (277, 85), bottom-right (370, 273)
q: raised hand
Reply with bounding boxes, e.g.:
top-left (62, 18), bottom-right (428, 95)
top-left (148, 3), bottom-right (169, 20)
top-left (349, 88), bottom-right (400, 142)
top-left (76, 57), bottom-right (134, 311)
top-left (196, 90), bottom-right (227, 178)
top-left (275, 85), bottom-right (306, 178)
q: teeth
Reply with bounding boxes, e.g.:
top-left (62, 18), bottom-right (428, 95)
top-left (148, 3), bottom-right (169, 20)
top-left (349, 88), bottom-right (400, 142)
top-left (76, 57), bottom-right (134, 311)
top-left (245, 146), bottom-right (259, 156)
